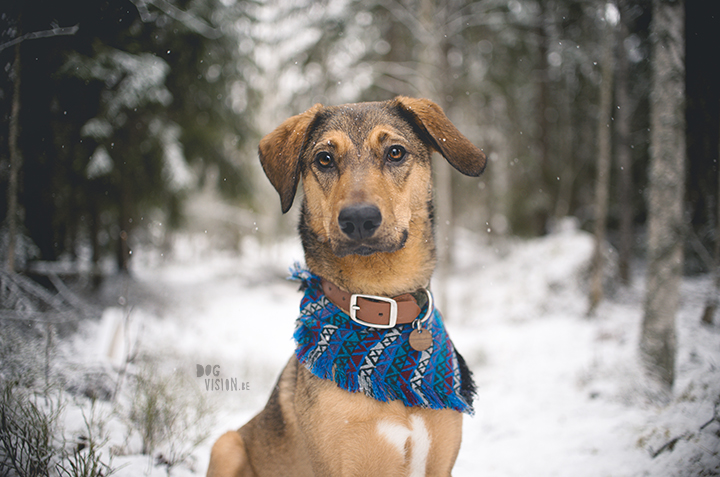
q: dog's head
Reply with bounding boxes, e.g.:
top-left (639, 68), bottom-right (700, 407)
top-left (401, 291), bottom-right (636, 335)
top-left (259, 97), bottom-right (485, 290)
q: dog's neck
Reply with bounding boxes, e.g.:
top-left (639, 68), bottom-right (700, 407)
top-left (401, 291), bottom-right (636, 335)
top-left (302, 218), bottom-right (436, 297)
top-left (306, 248), bottom-right (435, 298)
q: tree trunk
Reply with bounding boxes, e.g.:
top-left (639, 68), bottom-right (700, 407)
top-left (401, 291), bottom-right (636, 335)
top-left (536, 0), bottom-right (552, 232)
top-left (6, 41), bottom-right (21, 273)
top-left (553, 70), bottom-right (574, 220)
top-left (640, 0), bottom-right (686, 390)
top-left (700, 119), bottom-right (720, 325)
top-left (616, 4), bottom-right (634, 285)
top-left (417, 0), bottom-right (453, 316)
top-left (588, 13), bottom-right (615, 315)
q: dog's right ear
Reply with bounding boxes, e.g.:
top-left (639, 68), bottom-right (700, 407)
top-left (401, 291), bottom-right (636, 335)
top-left (393, 96), bottom-right (486, 177)
top-left (258, 104), bottom-right (324, 213)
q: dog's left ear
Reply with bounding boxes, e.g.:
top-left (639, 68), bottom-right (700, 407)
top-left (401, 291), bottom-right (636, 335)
top-left (393, 96), bottom-right (486, 176)
top-left (258, 104), bottom-right (324, 213)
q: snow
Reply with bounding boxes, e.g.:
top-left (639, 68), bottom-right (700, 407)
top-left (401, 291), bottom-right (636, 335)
top-left (86, 145), bottom-right (114, 179)
top-left (58, 226), bottom-right (719, 476)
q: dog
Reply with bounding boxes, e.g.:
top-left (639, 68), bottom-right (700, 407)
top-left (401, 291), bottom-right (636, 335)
top-left (207, 96), bottom-right (486, 477)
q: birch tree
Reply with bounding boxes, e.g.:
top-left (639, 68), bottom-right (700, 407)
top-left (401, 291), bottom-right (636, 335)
top-left (640, 0), bottom-right (686, 390)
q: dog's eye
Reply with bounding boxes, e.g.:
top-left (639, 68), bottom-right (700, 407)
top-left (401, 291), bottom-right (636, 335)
top-left (386, 146), bottom-right (406, 163)
top-left (315, 152), bottom-right (334, 169)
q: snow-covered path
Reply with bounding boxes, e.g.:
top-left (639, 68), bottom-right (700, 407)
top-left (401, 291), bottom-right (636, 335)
top-left (74, 228), bottom-right (719, 476)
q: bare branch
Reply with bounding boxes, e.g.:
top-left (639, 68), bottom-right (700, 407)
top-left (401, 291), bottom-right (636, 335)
top-left (650, 432), bottom-right (693, 459)
top-left (46, 273), bottom-right (96, 318)
top-left (688, 227), bottom-right (716, 271)
top-left (0, 24), bottom-right (79, 53)
top-left (699, 396), bottom-right (720, 431)
top-left (130, 0), bottom-right (222, 40)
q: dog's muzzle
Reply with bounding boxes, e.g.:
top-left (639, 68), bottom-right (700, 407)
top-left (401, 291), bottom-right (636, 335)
top-left (333, 203), bottom-right (407, 257)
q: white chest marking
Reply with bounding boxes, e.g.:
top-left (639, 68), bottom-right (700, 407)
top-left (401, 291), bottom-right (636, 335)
top-left (377, 415), bottom-right (431, 477)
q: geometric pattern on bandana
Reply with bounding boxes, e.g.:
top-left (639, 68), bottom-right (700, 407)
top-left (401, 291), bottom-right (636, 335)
top-left (290, 264), bottom-right (475, 415)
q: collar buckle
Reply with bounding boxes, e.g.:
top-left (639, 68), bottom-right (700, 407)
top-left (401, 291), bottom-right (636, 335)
top-left (349, 294), bottom-right (398, 329)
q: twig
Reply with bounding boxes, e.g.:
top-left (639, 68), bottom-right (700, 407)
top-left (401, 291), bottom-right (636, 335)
top-left (130, 0), bottom-right (221, 39)
top-left (46, 272), bottom-right (96, 318)
top-left (1, 269), bottom-right (65, 311)
top-left (0, 24), bottom-right (79, 53)
top-left (699, 395), bottom-right (720, 431)
top-left (688, 227), bottom-right (716, 271)
top-left (651, 396), bottom-right (720, 459)
top-left (650, 432), bottom-right (693, 458)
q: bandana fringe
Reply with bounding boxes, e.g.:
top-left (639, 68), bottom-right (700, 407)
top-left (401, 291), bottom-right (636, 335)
top-left (290, 265), bottom-right (475, 415)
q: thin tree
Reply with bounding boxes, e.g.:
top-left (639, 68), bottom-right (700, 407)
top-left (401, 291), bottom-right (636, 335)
top-left (6, 42), bottom-right (21, 273)
top-left (700, 122), bottom-right (720, 326)
top-left (1, 19), bottom-right (78, 272)
top-left (616, 1), bottom-right (634, 285)
top-left (640, 0), bottom-right (686, 390)
top-left (588, 4), bottom-right (617, 314)
top-left (536, 0), bottom-right (552, 230)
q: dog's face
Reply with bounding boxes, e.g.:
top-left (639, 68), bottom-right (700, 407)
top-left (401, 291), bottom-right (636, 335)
top-left (301, 103), bottom-right (437, 258)
top-left (259, 97), bottom-right (485, 292)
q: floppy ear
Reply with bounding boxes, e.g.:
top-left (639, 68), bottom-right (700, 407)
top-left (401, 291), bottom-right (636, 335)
top-left (393, 96), bottom-right (486, 176)
top-left (258, 104), bottom-right (324, 213)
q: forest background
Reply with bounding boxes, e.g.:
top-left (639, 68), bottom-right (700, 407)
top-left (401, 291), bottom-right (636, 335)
top-left (2, 0), bottom-right (718, 281)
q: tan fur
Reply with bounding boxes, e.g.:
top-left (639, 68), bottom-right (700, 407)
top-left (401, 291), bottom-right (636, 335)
top-left (207, 432), bottom-right (252, 477)
top-left (208, 97), bottom-right (485, 477)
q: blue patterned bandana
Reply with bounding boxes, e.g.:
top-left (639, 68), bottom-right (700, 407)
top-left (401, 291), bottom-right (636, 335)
top-left (290, 265), bottom-right (475, 415)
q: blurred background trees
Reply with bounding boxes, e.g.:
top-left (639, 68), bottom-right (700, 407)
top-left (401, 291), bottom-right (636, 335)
top-left (1, 0), bottom-right (718, 292)
top-left (1, 0), bottom-right (254, 273)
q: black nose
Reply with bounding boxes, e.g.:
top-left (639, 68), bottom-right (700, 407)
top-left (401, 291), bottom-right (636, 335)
top-left (338, 204), bottom-right (382, 240)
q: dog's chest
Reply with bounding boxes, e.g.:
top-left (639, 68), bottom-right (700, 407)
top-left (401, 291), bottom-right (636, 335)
top-left (377, 415), bottom-right (432, 477)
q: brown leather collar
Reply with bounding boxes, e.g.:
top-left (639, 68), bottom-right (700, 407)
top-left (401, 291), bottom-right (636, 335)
top-left (320, 278), bottom-right (423, 328)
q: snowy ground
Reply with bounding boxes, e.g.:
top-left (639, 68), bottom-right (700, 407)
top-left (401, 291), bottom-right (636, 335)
top-left (54, 224), bottom-right (720, 476)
